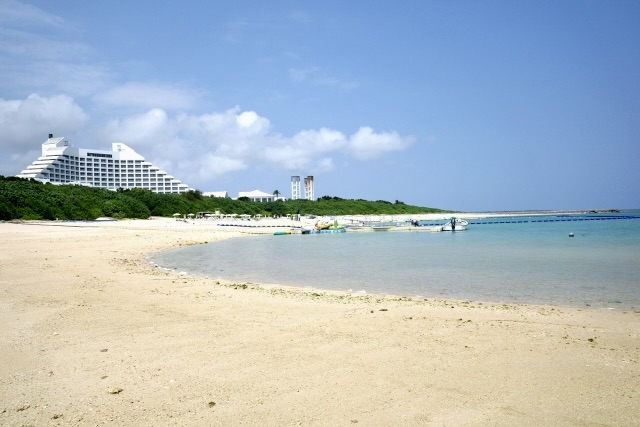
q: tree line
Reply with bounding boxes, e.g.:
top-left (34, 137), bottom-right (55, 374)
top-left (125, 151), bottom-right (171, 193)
top-left (0, 176), bottom-right (448, 221)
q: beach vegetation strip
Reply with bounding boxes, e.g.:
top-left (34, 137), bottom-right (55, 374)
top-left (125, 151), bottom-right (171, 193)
top-left (0, 175), bottom-right (449, 221)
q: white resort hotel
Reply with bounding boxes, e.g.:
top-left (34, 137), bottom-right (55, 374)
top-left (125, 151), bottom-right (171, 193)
top-left (17, 134), bottom-right (192, 194)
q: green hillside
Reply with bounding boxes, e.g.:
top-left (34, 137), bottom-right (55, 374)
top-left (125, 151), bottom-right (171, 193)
top-left (0, 176), bottom-right (449, 220)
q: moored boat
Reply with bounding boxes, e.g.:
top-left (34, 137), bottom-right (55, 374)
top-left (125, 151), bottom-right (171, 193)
top-left (302, 220), bottom-right (346, 234)
top-left (440, 217), bottom-right (468, 231)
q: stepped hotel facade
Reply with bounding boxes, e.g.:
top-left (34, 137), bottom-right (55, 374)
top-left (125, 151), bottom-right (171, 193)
top-left (16, 134), bottom-right (192, 194)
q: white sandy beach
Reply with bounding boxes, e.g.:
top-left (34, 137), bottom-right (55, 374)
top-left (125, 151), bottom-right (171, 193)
top-left (0, 218), bottom-right (638, 426)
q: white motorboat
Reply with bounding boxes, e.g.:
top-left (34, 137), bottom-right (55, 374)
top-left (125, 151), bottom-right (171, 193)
top-left (440, 217), bottom-right (468, 231)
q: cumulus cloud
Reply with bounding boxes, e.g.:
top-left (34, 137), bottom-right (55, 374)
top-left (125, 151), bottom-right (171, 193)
top-left (0, 94), bottom-right (88, 152)
top-left (0, 96), bottom-right (414, 189)
top-left (0, 94), bottom-right (89, 176)
top-left (98, 107), bottom-right (413, 187)
top-left (347, 127), bottom-right (414, 160)
top-left (198, 154), bottom-right (247, 176)
top-left (102, 108), bottom-right (170, 145)
top-left (262, 128), bottom-right (345, 171)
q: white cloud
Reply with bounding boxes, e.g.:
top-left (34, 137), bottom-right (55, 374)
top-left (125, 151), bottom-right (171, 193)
top-left (236, 111), bottom-right (258, 128)
top-left (199, 154), bottom-right (247, 176)
top-left (99, 108), bottom-right (413, 186)
top-left (102, 108), bottom-right (170, 145)
top-left (0, 96), bottom-right (414, 188)
top-left (0, 94), bottom-right (88, 152)
top-left (291, 128), bottom-right (346, 152)
top-left (0, 148), bottom-right (40, 178)
top-left (316, 157), bottom-right (335, 172)
top-left (347, 126), bottom-right (415, 160)
top-left (261, 128), bottom-right (346, 171)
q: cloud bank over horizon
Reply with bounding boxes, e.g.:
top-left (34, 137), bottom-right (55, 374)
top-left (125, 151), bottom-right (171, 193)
top-left (1, 93), bottom-right (414, 190)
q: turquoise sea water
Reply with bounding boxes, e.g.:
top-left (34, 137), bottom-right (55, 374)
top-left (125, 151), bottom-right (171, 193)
top-left (151, 211), bottom-right (640, 310)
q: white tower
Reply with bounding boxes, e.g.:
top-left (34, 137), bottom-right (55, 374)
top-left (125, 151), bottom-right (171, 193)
top-left (291, 176), bottom-right (301, 200)
top-left (303, 176), bottom-right (314, 201)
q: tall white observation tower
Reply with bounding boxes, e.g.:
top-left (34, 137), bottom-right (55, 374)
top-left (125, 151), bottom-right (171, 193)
top-left (303, 176), bottom-right (314, 201)
top-left (291, 176), bottom-right (301, 200)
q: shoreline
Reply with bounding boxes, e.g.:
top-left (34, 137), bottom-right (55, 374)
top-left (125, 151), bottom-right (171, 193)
top-left (8, 215), bottom-right (640, 311)
top-left (145, 215), bottom-right (639, 313)
top-left (1, 220), bottom-right (639, 425)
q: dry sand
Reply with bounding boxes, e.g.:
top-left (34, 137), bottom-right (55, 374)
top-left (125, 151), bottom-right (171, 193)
top-left (0, 219), bottom-right (638, 426)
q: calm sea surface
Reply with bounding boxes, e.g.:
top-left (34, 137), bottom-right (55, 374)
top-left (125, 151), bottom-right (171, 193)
top-left (150, 211), bottom-right (640, 310)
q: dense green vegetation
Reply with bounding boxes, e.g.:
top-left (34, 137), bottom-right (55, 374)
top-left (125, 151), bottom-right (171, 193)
top-left (0, 176), bottom-right (448, 220)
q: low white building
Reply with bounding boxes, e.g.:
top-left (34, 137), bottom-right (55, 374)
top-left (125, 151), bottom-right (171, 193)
top-left (17, 134), bottom-right (192, 194)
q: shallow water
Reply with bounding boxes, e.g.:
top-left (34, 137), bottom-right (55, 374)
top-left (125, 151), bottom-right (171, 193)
top-left (151, 211), bottom-right (640, 310)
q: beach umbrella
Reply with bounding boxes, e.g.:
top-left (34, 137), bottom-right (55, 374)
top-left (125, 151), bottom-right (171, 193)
top-left (172, 213), bottom-right (181, 217)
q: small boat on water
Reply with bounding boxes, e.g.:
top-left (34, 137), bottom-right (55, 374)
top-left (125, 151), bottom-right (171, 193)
top-left (302, 219), bottom-right (346, 234)
top-left (440, 217), bottom-right (468, 231)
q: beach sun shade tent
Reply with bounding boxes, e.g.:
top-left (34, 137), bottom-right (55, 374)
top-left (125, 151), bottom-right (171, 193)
top-left (173, 213), bottom-right (181, 217)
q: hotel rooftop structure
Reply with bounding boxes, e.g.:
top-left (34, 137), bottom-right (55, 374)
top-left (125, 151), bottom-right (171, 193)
top-left (16, 134), bottom-right (192, 194)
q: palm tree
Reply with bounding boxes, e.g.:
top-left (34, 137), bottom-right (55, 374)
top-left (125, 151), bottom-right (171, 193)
top-left (273, 189), bottom-right (280, 200)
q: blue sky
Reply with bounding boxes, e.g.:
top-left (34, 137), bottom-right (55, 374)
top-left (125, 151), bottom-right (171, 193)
top-left (1, 0), bottom-right (639, 211)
